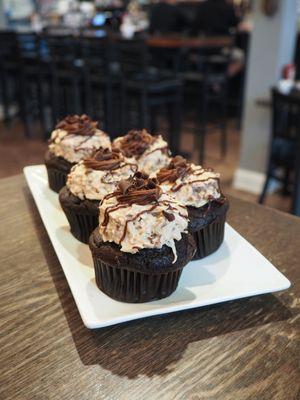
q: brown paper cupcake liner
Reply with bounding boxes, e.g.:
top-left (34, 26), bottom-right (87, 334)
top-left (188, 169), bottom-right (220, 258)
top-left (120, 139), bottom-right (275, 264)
top-left (46, 166), bottom-right (68, 193)
top-left (192, 213), bottom-right (226, 260)
top-left (62, 207), bottom-right (99, 244)
top-left (93, 258), bottom-right (183, 303)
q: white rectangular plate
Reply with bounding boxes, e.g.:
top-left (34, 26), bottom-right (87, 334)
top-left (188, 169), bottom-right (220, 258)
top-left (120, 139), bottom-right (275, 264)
top-left (24, 165), bottom-right (291, 329)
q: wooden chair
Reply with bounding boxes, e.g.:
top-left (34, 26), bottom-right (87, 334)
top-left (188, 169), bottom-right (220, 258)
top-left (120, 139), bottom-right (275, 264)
top-left (79, 35), bottom-right (118, 135)
top-left (45, 33), bottom-right (83, 122)
top-left (259, 88), bottom-right (300, 216)
top-left (182, 42), bottom-right (232, 163)
top-left (17, 32), bottom-right (49, 137)
top-left (0, 30), bottom-right (19, 124)
top-left (117, 38), bottom-right (183, 154)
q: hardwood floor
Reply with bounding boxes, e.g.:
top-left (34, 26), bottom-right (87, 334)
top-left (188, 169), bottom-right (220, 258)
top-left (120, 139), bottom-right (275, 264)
top-left (0, 118), bottom-right (292, 213)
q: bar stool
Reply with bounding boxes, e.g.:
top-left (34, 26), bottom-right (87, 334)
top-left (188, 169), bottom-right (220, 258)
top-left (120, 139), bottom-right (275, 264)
top-left (45, 33), bottom-right (83, 121)
top-left (17, 32), bottom-right (48, 137)
top-left (117, 39), bottom-right (183, 154)
top-left (182, 44), bottom-right (231, 163)
top-left (79, 35), bottom-right (119, 135)
top-left (0, 30), bottom-right (19, 124)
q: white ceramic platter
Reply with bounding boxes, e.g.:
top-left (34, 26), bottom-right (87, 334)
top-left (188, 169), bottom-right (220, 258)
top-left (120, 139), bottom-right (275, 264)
top-left (24, 165), bottom-right (291, 329)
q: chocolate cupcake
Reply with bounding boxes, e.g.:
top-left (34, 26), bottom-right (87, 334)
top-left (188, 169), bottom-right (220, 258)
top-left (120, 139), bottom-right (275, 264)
top-left (157, 156), bottom-right (229, 260)
top-left (89, 172), bottom-right (196, 303)
top-left (45, 114), bottom-right (111, 192)
top-left (59, 148), bottom-right (138, 243)
top-left (112, 129), bottom-right (171, 175)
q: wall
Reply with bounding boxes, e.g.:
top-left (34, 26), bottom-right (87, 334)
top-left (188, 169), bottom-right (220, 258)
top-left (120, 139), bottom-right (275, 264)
top-left (234, 0), bottom-right (297, 194)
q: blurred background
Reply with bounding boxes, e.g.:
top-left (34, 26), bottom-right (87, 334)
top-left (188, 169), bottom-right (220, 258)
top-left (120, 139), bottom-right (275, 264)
top-left (0, 0), bottom-right (299, 216)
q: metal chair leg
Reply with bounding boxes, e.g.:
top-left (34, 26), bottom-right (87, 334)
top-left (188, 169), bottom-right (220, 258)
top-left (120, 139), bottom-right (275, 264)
top-left (292, 135), bottom-right (300, 216)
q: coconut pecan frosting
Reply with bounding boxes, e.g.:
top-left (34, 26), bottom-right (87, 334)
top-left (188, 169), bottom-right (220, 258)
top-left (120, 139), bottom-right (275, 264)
top-left (55, 114), bottom-right (98, 137)
top-left (157, 155), bottom-right (193, 184)
top-left (157, 156), bottom-right (221, 207)
top-left (103, 172), bottom-right (162, 208)
top-left (99, 172), bottom-right (189, 258)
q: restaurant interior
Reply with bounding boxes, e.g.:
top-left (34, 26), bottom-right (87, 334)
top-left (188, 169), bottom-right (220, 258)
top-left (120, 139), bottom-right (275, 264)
top-left (1, 1), bottom-right (299, 399)
top-left (0, 0), bottom-right (299, 215)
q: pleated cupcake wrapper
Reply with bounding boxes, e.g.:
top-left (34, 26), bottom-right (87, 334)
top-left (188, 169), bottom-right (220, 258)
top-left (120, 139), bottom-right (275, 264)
top-left (62, 207), bottom-right (99, 244)
top-left (46, 166), bottom-right (68, 193)
top-left (192, 213), bottom-right (226, 260)
top-left (93, 258), bottom-right (183, 303)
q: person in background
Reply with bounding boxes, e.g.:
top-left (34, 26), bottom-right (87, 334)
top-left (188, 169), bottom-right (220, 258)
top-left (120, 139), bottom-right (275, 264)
top-left (192, 0), bottom-right (240, 36)
top-left (149, 0), bottom-right (186, 35)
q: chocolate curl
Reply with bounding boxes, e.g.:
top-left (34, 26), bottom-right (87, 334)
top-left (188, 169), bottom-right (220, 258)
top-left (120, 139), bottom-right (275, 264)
top-left (116, 172), bottom-right (161, 205)
top-left (84, 148), bottom-right (124, 171)
top-left (116, 129), bottom-right (156, 158)
top-left (55, 114), bottom-right (98, 136)
top-left (157, 155), bottom-right (192, 183)
top-left (163, 210), bottom-right (175, 221)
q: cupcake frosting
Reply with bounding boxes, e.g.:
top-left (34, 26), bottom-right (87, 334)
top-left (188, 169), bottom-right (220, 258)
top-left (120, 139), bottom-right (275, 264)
top-left (67, 148), bottom-right (138, 200)
top-left (112, 129), bottom-right (171, 175)
top-left (99, 172), bottom-right (188, 261)
top-left (49, 114), bottom-right (111, 163)
top-left (157, 156), bottom-right (221, 208)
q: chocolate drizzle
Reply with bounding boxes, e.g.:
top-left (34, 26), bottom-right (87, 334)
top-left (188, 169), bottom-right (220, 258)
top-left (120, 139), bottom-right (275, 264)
top-left (157, 156), bottom-right (219, 192)
top-left (101, 172), bottom-right (161, 210)
top-left (157, 156), bottom-right (193, 184)
top-left (115, 129), bottom-right (157, 158)
top-left (100, 172), bottom-right (186, 246)
top-left (55, 114), bottom-right (98, 137)
top-left (84, 148), bottom-right (125, 171)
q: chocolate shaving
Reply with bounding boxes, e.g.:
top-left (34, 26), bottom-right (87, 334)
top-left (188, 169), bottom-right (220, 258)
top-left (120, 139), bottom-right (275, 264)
top-left (157, 156), bottom-right (219, 192)
top-left (116, 172), bottom-right (161, 206)
top-left (55, 114), bottom-right (98, 137)
top-left (163, 211), bottom-right (175, 222)
top-left (84, 148), bottom-right (124, 171)
top-left (157, 155), bottom-right (192, 184)
top-left (100, 171), bottom-right (188, 246)
top-left (115, 129), bottom-right (157, 158)
top-left (102, 172), bottom-right (161, 210)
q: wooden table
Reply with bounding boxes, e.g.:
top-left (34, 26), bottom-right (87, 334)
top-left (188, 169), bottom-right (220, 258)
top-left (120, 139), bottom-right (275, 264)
top-left (1, 174), bottom-right (299, 400)
top-left (146, 35), bottom-right (233, 49)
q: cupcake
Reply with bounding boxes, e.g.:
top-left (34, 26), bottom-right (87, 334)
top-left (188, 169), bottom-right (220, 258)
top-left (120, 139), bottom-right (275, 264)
top-left (59, 147), bottom-right (138, 243)
top-left (45, 114), bottom-right (111, 192)
top-left (89, 172), bottom-right (196, 303)
top-left (112, 129), bottom-right (171, 175)
top-left (157, 156), bottom-right (229, 260)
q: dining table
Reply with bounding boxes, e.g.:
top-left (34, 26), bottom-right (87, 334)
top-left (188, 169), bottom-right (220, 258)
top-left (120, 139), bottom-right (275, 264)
top-left (1, 173), bottom-right (299, 400)
top-left (146, 35), bottom-right (233, 49)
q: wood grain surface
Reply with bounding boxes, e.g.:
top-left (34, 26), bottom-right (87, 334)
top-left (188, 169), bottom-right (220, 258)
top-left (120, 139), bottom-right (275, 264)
top-left (146, 35), bottom-right (233, 49)
top-left (0, 174), bottom-right (299, 400)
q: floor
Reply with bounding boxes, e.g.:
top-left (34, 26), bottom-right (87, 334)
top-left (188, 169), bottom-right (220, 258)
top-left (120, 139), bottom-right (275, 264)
top-left (0, 117), bottom-right (292, 214)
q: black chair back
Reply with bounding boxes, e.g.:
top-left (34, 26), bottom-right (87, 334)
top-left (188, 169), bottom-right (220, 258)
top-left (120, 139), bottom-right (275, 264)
top-left (17, 32), bottom-right (40, 59)
top-left (117, 39), bottom-right (149, 78)
top-left (268, 88), bottom-right (300, 215)
top-left (45, 33), bottom-right (80, 71)
top-left (17, 32), bottom-right (42, 75)
top-left (272, 88), bottom-right (300, 142)
top-left (0, 31), bottom-right (19, 69)
top-left (80, 36), bottom-right (110, 75)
